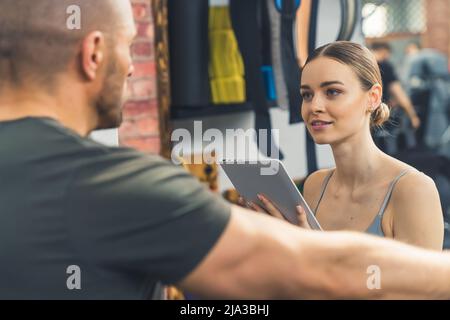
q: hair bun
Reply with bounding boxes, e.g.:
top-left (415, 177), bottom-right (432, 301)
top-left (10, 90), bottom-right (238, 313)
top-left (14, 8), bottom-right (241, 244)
top-left (371, 102), bottom-right (390, 127)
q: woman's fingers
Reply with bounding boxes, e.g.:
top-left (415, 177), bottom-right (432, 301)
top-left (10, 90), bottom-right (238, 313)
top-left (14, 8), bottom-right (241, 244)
top-left (248, 201), bottom-right (267, 213)
top-left (241, 195), bottom-right (312, 229)
top-left (239, 196), bottom-right (267, 213)
top-left (237, 196), bottom-right (248, 208)
top-left (239, 195), bottom-right (288, 220)
top-left (257, 194), bottom-right (285, 220)
top-left (242, 195), bottom-right (312, 229)
top-left (296, 206), bottom-right (312, 229)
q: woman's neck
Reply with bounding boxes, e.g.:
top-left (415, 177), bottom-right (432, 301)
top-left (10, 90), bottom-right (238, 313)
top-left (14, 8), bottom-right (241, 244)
top-left (330, 130), bottom-right (385, 190)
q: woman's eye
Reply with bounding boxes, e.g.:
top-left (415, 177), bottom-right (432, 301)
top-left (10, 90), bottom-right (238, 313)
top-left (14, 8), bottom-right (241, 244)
top-left (326, 89), bottom-right (341, 97)
top-left (301, 92), bottom-right (313, 100)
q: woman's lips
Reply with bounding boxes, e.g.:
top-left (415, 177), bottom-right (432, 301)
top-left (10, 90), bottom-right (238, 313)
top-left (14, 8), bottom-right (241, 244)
top-left (310, 120), bottom-right (333, 131)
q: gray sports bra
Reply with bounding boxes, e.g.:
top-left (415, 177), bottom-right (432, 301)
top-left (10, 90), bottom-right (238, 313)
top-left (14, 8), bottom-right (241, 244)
top-left (314, 169), bottom-right (411, 237)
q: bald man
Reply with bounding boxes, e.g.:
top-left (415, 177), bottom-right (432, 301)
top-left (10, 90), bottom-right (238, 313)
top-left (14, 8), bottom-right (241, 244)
top-left (1, 0), bottom-right (450, 300)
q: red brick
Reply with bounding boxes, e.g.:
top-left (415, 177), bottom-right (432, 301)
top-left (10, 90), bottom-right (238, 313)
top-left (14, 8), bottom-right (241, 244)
top-left (136, 22), bottom-right (154, 39)
top-left (123, 100), bottom-right (159, 119)
top-left (132, 41), bottom-right (154, 58)
top-left (118, 120), bottom-right (136, 137)
top-left (119, 117), bottom-right (160, 138)
top-left (137, 116), bottom-right (160, 134)
top-left (132, 3), bottom-right (151, 21)
top-left (128, 77), bottom-right (156, 99)
top-left (120, 0), bottom-right (160, 153)
top-left (131, 61), bottom-right (156, 78)
top-left (425, 0), bottom-right (450, 58)
top-left (119, 136), bottom-right (161, 154)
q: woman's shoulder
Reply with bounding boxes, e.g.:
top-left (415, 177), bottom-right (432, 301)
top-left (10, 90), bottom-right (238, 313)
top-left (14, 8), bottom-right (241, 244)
top-left (303, 168), bottom-right (335, 204)
top-left (386, 156), bottom-right (439, 212)
top-left (385, 156), bottom-right (436, 197)
top-left (391, 168), bottom-right (437, 204)
top-left (305, 168), bottom-right (335, 185)
top-left (388, 162), bottom-right (443, 250)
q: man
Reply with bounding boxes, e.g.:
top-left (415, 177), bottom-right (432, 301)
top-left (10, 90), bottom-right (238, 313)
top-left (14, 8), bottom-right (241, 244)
top-left (403, 42), bottom-right (450, 150)
top-left (370, 42), bottom-right (420, 155)
top-left (1, 0), bottom-right (450, 299)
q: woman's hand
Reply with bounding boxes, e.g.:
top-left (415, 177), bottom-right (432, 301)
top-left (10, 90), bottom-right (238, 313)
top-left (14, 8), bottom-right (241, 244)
top-left (239, 194), bottom-right (311, 229)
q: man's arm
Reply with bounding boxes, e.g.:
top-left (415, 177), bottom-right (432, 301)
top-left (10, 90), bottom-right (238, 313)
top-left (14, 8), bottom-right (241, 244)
top-left (179, 205), bottom-right (450, 299)
top-left (389, 81), bottom-right (421, 129)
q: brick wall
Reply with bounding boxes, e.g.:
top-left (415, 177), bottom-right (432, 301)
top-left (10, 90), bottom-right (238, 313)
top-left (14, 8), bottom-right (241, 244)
top-left (119, 0), bottom-right (161, 153)
top-left (424, 0), bottom-right (450, 60)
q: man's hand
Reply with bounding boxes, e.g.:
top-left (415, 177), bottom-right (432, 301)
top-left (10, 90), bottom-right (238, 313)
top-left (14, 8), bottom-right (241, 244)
top-left (389, 82), bottom-right (421, 130)
top-left (410, 114), bottom-right (421, 129)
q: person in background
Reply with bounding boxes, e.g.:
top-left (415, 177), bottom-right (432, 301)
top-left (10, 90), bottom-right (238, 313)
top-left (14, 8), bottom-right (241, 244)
top-left (403, 42), bottom-right (450, 149)
top-left (370, 42), bottom-right (420, 155)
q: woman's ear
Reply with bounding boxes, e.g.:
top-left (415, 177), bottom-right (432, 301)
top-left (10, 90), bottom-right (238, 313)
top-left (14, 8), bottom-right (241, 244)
top-left (368, 83), bottom-right (383, 111)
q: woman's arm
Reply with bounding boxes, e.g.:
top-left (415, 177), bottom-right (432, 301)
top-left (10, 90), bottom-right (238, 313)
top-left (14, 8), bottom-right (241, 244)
top-left (391, 172), bottom-right (444, 250)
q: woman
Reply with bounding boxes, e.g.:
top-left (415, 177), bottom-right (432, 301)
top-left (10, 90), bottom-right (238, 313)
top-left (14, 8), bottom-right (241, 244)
top-left (254, 41), bottom-right (444, 250)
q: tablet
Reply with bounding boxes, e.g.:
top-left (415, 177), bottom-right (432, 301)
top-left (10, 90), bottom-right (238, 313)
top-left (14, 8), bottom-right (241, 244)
top-left (220, 159), bottom-right (322, 230)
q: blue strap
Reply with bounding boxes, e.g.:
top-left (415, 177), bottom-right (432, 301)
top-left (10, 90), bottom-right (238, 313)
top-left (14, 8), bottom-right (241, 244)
top-left (275, 0), bottom-right (301, 16)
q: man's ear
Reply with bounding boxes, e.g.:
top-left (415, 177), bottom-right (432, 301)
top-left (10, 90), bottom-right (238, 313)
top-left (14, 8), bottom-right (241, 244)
top-left (369, 83), bottom-right (383, 111)
top-left (80, 31), bottom-right (106, 81)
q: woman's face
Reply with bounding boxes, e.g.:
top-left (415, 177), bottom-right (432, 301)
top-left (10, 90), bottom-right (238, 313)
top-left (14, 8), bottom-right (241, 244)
top-left (300, 57), bottom-right (372, 145)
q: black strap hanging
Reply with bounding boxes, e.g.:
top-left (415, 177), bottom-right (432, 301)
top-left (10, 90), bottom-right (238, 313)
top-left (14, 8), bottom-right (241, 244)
top-left (305, 0), bottom-right (320, 174)
top-left (168, 0), bottom-right (210, 108)
top-left (276, 0), bottom-right (303, 124)
top-left (230, 0), bottom-right (284, 160)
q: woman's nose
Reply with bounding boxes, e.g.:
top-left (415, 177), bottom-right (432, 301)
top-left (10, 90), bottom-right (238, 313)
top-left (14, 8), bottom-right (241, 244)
top-left (310, 96), bottom-right (326, 113)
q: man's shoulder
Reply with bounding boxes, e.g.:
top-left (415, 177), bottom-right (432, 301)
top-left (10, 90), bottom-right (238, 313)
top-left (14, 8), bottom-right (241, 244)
top-left (26, 118), bottom-right (183, 187)
top-left (38, 118), bottom-right (172, 171)
top-left (26, 117), bottom-right (207, 207)
top-left (379, 61), bottom-right (398, 84)
top-left (69, 141), bottom-right (180, 186)
top-left (379, 60), bottom-right (395, 74)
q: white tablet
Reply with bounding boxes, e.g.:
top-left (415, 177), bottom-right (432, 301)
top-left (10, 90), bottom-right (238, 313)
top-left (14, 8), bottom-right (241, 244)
top-left (220, 159), bottom-right (322, 230)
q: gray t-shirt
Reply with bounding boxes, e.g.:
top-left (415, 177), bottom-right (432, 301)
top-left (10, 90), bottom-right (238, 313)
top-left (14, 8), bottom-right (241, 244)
top-left (0, 117), bottom-right (231, 299)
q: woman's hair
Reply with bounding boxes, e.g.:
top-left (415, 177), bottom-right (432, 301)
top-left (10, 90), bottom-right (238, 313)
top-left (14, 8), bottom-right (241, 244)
top-left (303, 41), bottom-right (390, 127)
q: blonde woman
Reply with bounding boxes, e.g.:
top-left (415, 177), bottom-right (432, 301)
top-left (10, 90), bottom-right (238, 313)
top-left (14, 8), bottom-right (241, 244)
top-left (255, 41), bottom-right (443, 250)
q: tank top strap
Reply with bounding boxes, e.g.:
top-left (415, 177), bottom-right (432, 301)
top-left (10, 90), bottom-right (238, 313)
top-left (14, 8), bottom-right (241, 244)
top-left (376, 169), bottom-right (412, 218)
top-left (313, 169), bottom-right (335, 215)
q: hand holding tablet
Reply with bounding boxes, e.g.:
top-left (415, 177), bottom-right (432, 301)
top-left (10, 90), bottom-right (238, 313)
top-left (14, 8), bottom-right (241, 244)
top-left (252, 194), bottom-right (313, 229)
top-left (220, 159), bottom-right (322, 230)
